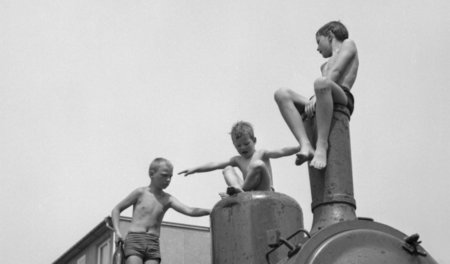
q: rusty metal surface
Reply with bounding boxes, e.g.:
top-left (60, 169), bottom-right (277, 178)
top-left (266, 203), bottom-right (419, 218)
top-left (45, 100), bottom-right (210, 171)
top-left (210, 191), bottom-right (304, 264)
top-left (276, 219), bottom-right (439, 264)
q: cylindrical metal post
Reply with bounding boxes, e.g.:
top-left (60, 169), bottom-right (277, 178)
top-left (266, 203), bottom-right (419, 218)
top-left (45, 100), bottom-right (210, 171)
top-left (304, 105), bottom-right (357, 234)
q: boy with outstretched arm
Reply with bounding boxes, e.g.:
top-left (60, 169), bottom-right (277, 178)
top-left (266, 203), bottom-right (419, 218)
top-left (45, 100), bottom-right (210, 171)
top-left (274, 21), bottom-right (359, 169)
top-left (178, 121), bottom-right (300, 195)
top-left (111, 157), bottom-right (210, 264)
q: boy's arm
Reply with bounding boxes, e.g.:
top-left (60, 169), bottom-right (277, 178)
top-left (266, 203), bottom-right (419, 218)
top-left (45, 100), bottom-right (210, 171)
top-left (169, 195), bottom-right (211, 216)
top-left (111, 188), bottom-right (141, 240)
top-left (178, 158), bottom-right (235, 176)
top-left (264, 146), bottom-right (301, 159)
top-left (326, 39), bottom-right (357, 82)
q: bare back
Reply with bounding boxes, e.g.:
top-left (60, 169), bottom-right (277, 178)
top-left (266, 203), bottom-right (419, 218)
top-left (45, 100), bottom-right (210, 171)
top-left (128, 187), bottom-right (171, 235)
top-left (322, 39), bottom-right (359, 89)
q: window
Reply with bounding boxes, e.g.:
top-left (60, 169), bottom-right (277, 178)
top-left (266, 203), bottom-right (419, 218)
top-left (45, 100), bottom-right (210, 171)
top-left (77, 255), bottom-right (86, 264)
top-left (97, 240), bottom-right (111, 264)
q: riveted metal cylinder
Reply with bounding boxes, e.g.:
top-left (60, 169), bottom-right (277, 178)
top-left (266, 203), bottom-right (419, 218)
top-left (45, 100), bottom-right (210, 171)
top-left (210, 191), bottom-right (304, 264)
top-left (275, 219), bottom-right (439, 264)
top-left (304, 105), bottom-right (357, 234)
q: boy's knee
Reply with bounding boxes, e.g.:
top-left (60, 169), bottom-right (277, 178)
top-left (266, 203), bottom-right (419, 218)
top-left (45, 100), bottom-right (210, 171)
top-left (249, 160), bottom-right (266, 171)
top-left (314, 77), bottom-right (332, 93)
top-left (274, 87), bottom-right (291, 103)
top-left (222, 166), bottom-right (234, 175)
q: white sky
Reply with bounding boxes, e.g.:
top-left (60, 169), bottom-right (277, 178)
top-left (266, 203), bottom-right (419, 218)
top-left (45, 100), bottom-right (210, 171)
top-left (1, 1), bottom-right (449, 263)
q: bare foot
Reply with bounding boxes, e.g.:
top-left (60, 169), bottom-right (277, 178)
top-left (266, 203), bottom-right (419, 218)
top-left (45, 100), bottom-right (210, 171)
top-left (226, 186), bottom-right (244, 196)
top-left (310, 148), bottom-right (327, 169)
top-left (295, 147), bottom-right (315, 166)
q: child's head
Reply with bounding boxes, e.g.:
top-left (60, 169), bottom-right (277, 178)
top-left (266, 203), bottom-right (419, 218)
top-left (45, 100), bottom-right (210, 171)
top-left (316, 21), bottom-right (349, 41)
top-left (148, 157), bottom-right (173, 189)
top-left (230, 121), bottom-right (256, 158)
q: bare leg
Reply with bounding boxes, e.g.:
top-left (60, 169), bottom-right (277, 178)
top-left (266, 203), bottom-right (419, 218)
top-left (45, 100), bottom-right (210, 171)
top-left (221, 166), bottom-right (244, 197)
top-left (127, 256), bottom-right (143, 264)
top-left (310, 77), bottom-right (348, 169)
top-left (242, 160), bottom-right (271, 191)
top-left (223, 166), bottom-right (244, 188)
top-left (274, 88), bottom-right (314, 165)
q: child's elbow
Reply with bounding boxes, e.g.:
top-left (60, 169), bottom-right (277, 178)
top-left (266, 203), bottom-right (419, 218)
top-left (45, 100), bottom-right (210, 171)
top-left (112, 208), bottom-right (121, 217)
top-left (182, 208), bottom-right (195, 216)
top-left (190, 208), bottom-right (209, 216)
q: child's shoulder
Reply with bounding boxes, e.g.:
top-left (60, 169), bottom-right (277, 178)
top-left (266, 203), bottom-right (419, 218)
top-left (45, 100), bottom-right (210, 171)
top-left (252, 149), bottom-right (269, 159)
top-left (162, 190), bottom-right (171, 198)
top-left (342, 39), bottom-right (357, 50)
top-left (343, 38), bottom-right (355, 43)
top-left (162, 191), bottom-right (176, 203)
top-left (230, 155), bottom-right (241, 164)
top-left (133, 186), bottom-right (149, 194)
top-left (255, 149), bottom-right (268, 155)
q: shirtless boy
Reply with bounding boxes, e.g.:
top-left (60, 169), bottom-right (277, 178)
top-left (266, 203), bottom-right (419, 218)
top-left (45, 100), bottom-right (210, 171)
top-left (111, 157), bottom-right (210, 264)
top-left (178, 121), bottom-right (300, 195)
top-left (274, 21), bottom-right (359, 169)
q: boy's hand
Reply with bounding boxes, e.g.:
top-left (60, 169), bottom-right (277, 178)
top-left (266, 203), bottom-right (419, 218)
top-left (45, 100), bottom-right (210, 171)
top-left (115, 232), bottom-right (124, 244)
top-left (178, 169), bottom-right (195, 176)
top-left (305, 96), bottom-right (316, 118)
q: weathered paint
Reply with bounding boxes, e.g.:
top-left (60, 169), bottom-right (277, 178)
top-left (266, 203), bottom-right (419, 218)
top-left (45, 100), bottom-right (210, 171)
top-left (210, 191), bottom-right (304, 264)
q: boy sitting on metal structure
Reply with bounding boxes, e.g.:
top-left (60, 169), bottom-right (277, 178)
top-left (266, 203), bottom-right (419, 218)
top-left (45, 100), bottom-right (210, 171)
top-left (274, 21), bottom-right (359, 169)
top-left (179, 121), bottom-right (300, 196)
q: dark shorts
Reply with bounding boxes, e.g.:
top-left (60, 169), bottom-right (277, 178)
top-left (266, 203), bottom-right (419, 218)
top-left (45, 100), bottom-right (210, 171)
top-left (296, 85), bottom-right (355, 116)
top-left (124, 232), bottom-right (161, 262)
top-left (340, 85), bottom-right (355, 115)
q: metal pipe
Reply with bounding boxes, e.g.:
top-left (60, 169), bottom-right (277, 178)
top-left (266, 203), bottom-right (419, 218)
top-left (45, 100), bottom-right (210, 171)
top-left (304, 104), bottom-right (357, 234)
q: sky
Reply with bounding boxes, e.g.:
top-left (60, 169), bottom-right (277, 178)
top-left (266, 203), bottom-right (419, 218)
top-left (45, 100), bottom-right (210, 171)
top-left (1, 1), bottom-right (449, 263)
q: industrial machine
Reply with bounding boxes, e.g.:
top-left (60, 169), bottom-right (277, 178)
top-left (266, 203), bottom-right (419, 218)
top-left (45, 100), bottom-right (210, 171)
top-left (210, 106), bottom-right (438, 264)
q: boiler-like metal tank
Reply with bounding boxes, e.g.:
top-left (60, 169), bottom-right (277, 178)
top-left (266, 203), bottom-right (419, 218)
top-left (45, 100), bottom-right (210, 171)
top-left (210, 191), bottom-right (304, 264)
top-left (273, 218), bottom-right (438, 264)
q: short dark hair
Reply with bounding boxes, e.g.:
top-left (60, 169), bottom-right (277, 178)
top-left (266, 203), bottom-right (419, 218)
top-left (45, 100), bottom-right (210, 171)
top-left (149, 157), bottom-right (172, 176)
top-left (316, 21), bottom-right (349, 41)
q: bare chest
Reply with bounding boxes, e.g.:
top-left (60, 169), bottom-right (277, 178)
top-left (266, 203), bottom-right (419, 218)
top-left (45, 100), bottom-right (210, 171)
top-left (236, 151), bottom-right (268, 175)
top-left (135, 192), bottom-right (168, 216)
top-left (322, 56), bottom-right (338, 76)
